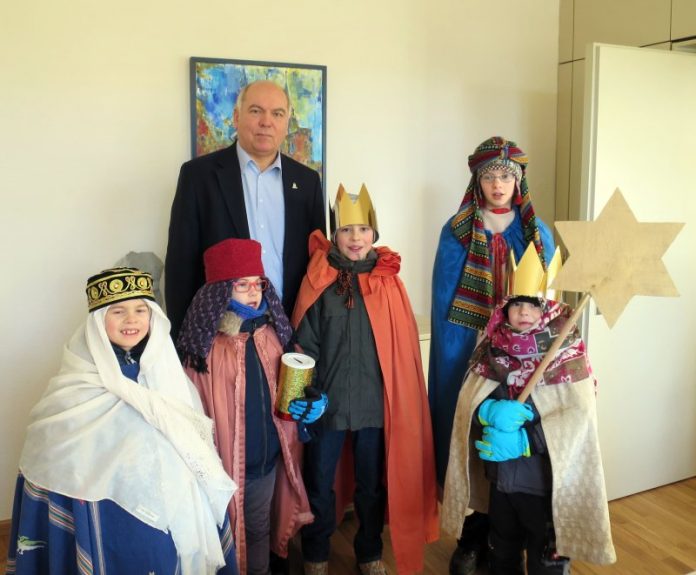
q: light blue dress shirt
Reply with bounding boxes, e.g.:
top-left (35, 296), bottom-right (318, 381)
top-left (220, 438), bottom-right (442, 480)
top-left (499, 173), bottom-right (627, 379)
top-left (237, 143), bottom-right (285, 299)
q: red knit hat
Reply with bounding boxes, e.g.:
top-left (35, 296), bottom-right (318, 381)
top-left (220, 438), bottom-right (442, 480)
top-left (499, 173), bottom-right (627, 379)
top-left (203, 239), bottom-right (265, 283)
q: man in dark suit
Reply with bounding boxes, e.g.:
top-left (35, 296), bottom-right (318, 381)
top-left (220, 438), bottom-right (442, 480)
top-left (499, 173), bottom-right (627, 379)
top-left (165, 80), bottom-right (326, 339)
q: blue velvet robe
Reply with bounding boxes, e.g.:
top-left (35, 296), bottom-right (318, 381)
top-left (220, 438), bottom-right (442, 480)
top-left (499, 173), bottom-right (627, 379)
top-left (5, 474), bottom-right (238, 575)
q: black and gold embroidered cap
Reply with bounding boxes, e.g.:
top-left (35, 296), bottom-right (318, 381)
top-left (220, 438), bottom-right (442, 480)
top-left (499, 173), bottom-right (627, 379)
top-left (86, 267), bottom-right (155, 312)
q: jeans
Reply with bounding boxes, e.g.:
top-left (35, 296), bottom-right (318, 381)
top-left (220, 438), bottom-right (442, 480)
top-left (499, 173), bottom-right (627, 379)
top-left (301, 427), bottom-right (386, 564)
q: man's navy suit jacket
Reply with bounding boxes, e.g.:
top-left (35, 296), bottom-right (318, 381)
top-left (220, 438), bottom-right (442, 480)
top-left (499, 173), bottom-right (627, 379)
top-left (164, 143), bottom-right (325, 339)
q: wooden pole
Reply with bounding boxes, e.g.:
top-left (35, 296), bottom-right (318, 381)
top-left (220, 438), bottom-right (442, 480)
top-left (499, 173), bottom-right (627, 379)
top-left (516, 292), bottom-right (592, 403)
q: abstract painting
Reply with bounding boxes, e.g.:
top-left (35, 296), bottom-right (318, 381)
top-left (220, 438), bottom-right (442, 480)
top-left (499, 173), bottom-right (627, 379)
top-left (190, 57), bottom-right (326, 182)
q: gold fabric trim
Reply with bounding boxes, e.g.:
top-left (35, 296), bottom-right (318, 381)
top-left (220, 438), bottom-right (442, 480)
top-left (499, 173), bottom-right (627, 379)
top-left (86, 269), bottom-right (154, 311)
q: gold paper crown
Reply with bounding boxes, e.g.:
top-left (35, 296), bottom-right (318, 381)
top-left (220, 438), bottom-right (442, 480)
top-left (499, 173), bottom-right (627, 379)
top-left (507, 243), bottom-right (562, 300)
top-left (86, 267), bottom-right (155, 312)
top-left (329, 183), bottom-right (378, 236)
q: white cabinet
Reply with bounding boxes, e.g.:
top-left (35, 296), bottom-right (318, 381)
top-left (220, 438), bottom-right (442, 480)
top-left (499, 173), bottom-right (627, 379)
top-left (555, 63), bottom-right (572, 221)
top-left (559, 0), bottom-right (574, 63)
top-left (414, 314), bottom-right (431, 390)
top-left (554, 59), bottom-right (585, 223)
top-left (554, 4), bottom-right (696, 500)
top-left (672, 0), bottom-right (696, 39)
top-left (580, 45), bottom-right (696, 499)
top-left (573, 0), bottom-right (671, 60)
top-left (555, 0), bottom-right (694, 223)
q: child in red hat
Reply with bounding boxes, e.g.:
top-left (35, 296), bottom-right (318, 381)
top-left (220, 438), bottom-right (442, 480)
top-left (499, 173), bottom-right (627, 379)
top-left (176, 238), bottom-right (323, 575)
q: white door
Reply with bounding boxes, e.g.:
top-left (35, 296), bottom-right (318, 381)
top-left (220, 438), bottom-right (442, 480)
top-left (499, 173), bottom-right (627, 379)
top-left (581, 44), bottom-right (696, 500)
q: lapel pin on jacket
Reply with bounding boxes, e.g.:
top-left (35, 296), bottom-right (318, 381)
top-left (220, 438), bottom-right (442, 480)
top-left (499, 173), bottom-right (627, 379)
top-left (292, 182), bottom-right (299, 190)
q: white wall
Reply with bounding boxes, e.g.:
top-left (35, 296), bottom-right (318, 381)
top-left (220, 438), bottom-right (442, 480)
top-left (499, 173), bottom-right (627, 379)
top-left (0, 0), bottom-right (560, 518)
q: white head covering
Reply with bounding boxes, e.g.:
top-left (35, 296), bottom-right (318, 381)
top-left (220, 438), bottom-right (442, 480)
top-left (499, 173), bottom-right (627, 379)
top-left (19, 300), bottom-right (237, 575)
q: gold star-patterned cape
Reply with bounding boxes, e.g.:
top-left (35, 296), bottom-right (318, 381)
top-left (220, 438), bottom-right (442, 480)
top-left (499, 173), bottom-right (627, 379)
top-left (442, 373), bottom-right (616, 565)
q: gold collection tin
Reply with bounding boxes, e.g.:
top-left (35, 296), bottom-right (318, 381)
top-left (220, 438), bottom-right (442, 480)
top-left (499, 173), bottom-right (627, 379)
top-left (275, 352), bottom-right (316, 420)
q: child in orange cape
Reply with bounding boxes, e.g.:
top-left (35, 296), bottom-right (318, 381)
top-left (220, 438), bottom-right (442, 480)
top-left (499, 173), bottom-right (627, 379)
top-left (292, 185), bottom-right (439, 575)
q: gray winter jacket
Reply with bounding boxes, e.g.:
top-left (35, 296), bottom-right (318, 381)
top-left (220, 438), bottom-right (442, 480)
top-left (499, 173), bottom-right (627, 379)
top-left (477, 385), bottom-right (552, 496)
top-left (295, 248), bottom-right (384, 431)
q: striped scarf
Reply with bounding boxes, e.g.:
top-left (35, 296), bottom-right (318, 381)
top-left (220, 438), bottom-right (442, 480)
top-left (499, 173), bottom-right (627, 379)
top-left (448, 136), bottom-right (545, 330)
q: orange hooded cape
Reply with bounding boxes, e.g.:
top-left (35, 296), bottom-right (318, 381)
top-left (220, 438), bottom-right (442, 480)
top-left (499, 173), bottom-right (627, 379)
top-left (292, 231), bottom-right (439, 574)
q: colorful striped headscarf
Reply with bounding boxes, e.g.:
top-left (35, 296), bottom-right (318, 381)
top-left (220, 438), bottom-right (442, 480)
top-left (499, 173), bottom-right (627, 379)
top-left (448, 136), bottom-right (545, 330)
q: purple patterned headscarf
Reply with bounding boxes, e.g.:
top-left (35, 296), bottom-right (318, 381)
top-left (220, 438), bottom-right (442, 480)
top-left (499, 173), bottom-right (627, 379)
top-left (176, 279), bottom-right (293, 373)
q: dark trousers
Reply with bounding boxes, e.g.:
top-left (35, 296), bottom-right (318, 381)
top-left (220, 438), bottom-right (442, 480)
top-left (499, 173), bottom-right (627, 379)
top-left (244, 467), bottom-right (277, 575)
top-left (457, 510), bottom-right (489, 553)
top-left (301, 427), bottom-right (386, 563)
top-left (488, 485), bottom-right (570, 575)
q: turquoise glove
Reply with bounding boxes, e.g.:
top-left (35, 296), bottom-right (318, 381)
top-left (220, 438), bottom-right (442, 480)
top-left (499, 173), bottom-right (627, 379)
top-left (478, 399), bottom-right (533, 432)
top-left (475, 426), bottom-right (531, 462)
top-left (288, 387), bottom-right (328, 424)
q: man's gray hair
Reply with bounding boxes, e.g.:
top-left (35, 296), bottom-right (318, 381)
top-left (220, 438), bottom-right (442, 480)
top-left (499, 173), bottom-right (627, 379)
top-left (234, 80), bottom-right (290, 113)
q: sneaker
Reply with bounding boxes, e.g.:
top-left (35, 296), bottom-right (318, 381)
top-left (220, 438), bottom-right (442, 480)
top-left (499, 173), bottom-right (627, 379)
top-left (449, 546), bottom-right (478, 575)
top-left (304, 561), bottom-right (329, 575)
top-left (358, 559), bottom-right (387, 575)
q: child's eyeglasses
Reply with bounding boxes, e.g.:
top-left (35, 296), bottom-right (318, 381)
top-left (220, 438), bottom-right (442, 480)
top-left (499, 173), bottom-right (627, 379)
top-left (232, 279), bottom-right (269, 293)
top-left (480, 173), bottom-right (515, 184)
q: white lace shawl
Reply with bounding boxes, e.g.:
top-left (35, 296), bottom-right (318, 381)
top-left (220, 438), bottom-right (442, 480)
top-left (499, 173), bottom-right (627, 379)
top-left (19, 301), bottom-right (237, 575)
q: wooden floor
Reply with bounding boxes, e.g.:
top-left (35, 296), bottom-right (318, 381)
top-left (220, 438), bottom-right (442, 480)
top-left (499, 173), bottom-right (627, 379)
top-left (294, 479), bottom-right (696, 575)
top-left (2, 477), bottom-right (695, 574)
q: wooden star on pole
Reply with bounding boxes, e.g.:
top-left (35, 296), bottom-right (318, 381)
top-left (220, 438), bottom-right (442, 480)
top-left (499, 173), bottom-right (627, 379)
top-left (517, 188), bottom-right (683, 403)
top-left (550, 188), bottom-right (684, 328)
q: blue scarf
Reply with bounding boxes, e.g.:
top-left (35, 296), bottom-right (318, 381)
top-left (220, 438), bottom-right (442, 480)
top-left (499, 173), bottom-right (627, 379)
top-left (227, 298), bottom-right (268, 320)
top-left (177, 281), bottom-right (292, 373)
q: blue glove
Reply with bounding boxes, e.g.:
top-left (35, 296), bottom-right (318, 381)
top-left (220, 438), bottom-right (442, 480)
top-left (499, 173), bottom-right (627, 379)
top-left (288, 387), bottom-right (328, 424)
top-left (475, 426), bottom-right (531, 462)
top-left (478, 399), bottom-right (533, 432)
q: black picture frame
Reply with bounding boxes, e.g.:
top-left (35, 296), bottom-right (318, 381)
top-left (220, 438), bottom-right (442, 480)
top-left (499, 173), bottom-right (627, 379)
top-left (190, 57), bottom-right (327, 184)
